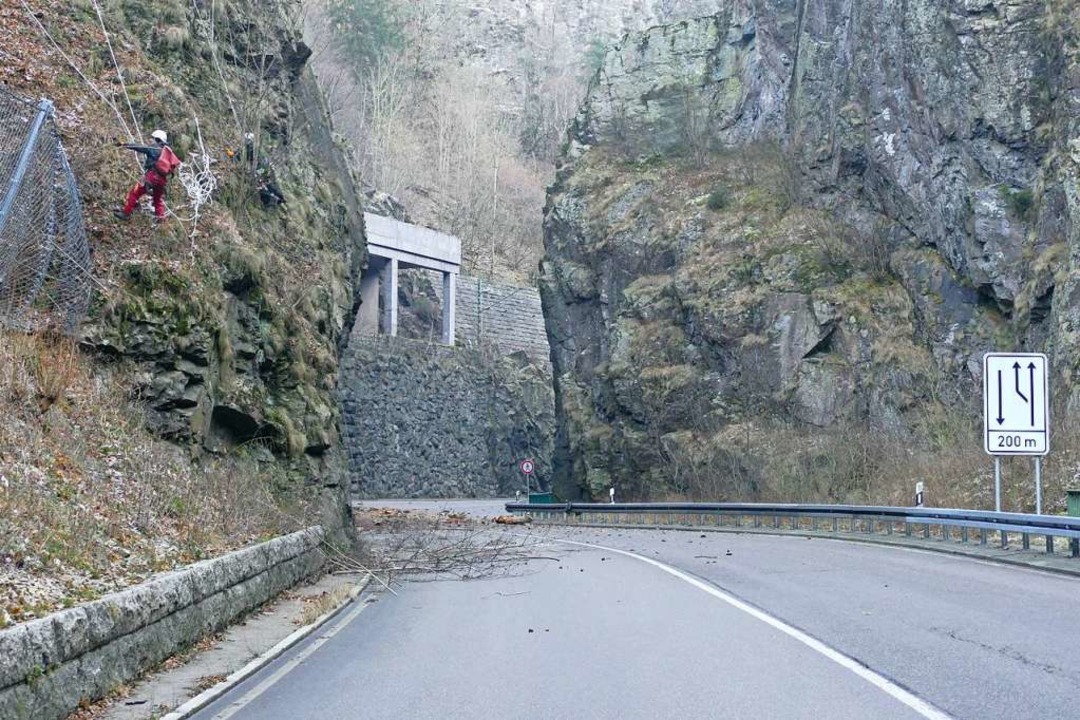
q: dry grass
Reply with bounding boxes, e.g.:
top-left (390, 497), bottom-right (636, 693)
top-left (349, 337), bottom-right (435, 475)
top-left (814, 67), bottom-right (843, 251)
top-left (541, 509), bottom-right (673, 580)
top-left (0, 330), bottom-right (315, 628)
top-left (662, 400), bottom-right (1080, 515)
top-left (295, 584), bottom-right (354, 626)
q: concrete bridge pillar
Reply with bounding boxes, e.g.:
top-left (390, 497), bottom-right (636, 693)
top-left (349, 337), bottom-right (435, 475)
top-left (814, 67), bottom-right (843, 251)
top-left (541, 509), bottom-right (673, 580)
top-left (442, 271), bottom-right (456, 345)
top-left (355, 258), bottom-right (383, 337)
top-left (380, 257), bottom-right (398, 337)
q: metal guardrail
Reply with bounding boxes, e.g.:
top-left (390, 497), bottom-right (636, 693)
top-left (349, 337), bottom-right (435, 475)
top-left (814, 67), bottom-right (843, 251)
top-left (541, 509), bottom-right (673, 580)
top-left (505, 502), bottom-right (1080, 557)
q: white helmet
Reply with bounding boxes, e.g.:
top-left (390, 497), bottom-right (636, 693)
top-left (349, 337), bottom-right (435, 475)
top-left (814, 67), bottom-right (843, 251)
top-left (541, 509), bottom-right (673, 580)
top-left (151, 129), bottom-right (168, 143)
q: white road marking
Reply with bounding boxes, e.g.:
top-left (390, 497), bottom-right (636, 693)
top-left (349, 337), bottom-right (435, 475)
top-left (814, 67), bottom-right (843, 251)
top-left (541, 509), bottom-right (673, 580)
top-left (204, 598), bottom-right (374, 719)
top-left (557, 538), bottom-right (954, 720)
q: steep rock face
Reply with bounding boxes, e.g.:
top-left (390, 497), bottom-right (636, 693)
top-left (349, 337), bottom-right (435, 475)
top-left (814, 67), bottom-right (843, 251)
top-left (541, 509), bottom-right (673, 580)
top-left (58, 1), bottom-right (367, 534)
top-left (542, 1), bottom-right (1080, 501)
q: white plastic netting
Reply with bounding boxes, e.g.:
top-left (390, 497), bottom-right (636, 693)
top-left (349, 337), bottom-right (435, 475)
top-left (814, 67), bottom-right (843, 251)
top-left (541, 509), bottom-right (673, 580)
top-left (172, 117), bottom-right (217, 234)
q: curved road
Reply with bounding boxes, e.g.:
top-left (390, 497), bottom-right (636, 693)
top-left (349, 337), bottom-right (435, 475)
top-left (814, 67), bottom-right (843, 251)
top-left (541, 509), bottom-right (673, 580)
top-left (195, 503), bottom-right (1080, 719)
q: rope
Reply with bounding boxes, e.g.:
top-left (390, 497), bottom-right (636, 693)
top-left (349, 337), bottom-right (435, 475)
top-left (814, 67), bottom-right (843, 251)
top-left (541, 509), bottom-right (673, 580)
top-left (173, 116), bottom-right (218, 235)
top-left (191, 0), bottom-right (243, 136)
top-left (20, 0), bottom-right (135, 145)
top-left (24, 0), bottom-right (222, 243)
top-left (89, 0), bottom-right (142, 143)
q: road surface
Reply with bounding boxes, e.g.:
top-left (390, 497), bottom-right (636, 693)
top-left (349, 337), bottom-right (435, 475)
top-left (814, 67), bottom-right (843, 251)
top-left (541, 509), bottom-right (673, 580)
top-left (194, 502), bottom-right (1080, 719)
top-left (353, 497), bottom-right (511, 518)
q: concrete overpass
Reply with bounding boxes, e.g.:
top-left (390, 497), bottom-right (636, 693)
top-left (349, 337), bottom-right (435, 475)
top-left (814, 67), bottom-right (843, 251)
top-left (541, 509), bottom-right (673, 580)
top-left (356, 212), bottom-right (460, 345)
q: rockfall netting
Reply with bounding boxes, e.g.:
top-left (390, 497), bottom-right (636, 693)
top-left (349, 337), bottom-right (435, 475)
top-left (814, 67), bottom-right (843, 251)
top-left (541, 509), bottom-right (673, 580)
top-left (0, 85), bottom-right (91, 333)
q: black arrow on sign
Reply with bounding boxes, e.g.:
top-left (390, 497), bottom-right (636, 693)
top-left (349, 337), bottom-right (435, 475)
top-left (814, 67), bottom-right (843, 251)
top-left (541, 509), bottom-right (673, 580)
top-left (1013, 362), bottom-right (1028, 403)
top-left (997, 370), bottom-right (1004, 425)
top-left (1029, 362), bottom-right (1037, 426)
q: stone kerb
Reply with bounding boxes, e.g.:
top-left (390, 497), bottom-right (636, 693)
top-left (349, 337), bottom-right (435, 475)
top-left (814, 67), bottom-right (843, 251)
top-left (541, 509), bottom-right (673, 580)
top-left (0, 527), bottom-right (324, 720)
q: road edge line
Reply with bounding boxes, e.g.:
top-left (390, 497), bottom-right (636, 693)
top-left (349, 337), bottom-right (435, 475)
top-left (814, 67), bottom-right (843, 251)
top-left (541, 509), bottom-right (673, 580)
top-left (549, 521), bottom-right (1080, 580)
top-left (556, 537), bottom-right (954, 720)
top-left (160, 576), bottom-right (370, 720)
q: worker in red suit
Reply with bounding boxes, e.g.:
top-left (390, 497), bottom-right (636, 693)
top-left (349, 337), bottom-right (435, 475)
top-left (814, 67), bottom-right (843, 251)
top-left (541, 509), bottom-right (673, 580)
top-left (114, 129), bottom-right (180, 221)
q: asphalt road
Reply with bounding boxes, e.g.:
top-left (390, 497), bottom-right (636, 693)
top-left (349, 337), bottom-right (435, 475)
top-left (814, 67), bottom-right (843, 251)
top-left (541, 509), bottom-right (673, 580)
top-left (354, 497), bottom-right (511, 518)
top-left (194, 504), bottom-right (1080, 720)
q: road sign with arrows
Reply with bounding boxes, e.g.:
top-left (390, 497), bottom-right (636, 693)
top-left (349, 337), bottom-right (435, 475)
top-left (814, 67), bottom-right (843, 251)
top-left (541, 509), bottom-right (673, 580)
top-left (983, 352), bottom-right (1049, 456)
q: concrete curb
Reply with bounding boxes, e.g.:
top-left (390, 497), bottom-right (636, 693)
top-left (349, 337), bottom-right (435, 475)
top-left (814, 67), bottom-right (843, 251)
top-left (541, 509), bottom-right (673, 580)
top-left (544, 522), bottom-right (1080, 579)
top-left (160, 575), bottom-right (370, 720)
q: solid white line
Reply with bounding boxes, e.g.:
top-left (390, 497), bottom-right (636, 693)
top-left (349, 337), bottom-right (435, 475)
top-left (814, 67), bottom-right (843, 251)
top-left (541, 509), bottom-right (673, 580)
top-left (160, 580), bottom-right (368, 720)
top-left (201, 598), bottom-right (373, 720)
top-left (557, 538), bottom-right (954, 720)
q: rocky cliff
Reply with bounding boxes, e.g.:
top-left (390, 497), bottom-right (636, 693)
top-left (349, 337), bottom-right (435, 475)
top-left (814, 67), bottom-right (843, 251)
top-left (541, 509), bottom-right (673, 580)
top-left (541, 1), bottom-right (1080, 504)
top-left (1, 0), bottom-right (364, 622)
top-left (78, 2), bottom-right (366, 532)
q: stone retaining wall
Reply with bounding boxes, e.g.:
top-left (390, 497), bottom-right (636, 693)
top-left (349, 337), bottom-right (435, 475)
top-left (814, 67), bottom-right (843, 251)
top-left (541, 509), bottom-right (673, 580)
top-left (391, 272), bottom-right (552, 372)
top-left (453, 276), bottom-right (551, 366)
top-left (341, 337), bottom-right (555, 498)
top-left (0, 528), bottom-right (324, 720)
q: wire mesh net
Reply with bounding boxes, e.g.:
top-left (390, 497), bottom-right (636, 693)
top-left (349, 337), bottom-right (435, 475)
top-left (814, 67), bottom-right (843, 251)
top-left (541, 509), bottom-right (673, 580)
top-left (0, 85), bottom-right (92, 333)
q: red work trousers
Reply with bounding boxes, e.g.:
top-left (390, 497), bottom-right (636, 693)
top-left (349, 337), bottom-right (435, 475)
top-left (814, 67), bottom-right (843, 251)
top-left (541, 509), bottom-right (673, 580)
top-left (122, 171), bottom-right (167, 218)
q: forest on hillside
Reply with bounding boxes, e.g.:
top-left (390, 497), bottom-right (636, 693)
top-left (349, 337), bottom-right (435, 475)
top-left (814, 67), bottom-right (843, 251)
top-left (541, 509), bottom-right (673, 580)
top-left (305, 0), bottom-right (720, 281)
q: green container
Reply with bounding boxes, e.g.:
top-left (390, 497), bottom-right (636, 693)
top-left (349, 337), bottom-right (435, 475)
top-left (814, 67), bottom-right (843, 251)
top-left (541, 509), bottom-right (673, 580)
top-left (528, 492), bottom-right (555, 504)
top-left (1068, 489), bottom-right (1080, 517)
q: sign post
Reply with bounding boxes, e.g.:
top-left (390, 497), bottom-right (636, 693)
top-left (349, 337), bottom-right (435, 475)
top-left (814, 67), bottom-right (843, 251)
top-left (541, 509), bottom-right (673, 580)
top-left (994, 457), bottom-right (1002, 513)
top-left (518, 458), bottom-right (535, 496)
top-left (1036, 457), bottom-right (1043, 515)
top-left (983, 353), bottom-right (1049, 513)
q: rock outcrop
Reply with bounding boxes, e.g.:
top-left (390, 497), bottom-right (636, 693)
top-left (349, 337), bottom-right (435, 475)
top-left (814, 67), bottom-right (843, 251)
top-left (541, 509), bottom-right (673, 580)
top-left (35, 0), bottom-right (368, 539)
top-left (542, 1), bottom-right (1080, 502)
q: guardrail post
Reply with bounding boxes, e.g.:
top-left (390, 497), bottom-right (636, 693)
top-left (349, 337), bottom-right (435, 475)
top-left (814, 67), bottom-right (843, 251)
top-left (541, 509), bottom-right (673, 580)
top-left (1046, 535), bottom-right (1055, 554)
top-left (905, 521), bottom-right (911, 537)
top-left (923, 523), bottom-right (930, 539)
top-left (1000, 531), bottom-right (1008, 550)
top-left (1022, 533), bottom-right (1030, 551)
top-left (961, 527), bottom-right (969, 543)
top-left (980, 529), bottom-right (987, 545)
top-left (833, 517), bottom-right (839, 533)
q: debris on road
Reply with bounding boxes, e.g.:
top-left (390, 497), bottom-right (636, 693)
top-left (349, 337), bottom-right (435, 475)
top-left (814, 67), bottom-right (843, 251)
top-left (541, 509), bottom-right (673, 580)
top-left (493, 514), bottom-right (533, 525)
